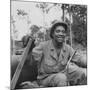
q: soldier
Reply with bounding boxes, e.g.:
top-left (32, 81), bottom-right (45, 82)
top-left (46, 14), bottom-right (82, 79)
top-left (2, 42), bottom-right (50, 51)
top-left (32, 21), bottom-right (87, 87)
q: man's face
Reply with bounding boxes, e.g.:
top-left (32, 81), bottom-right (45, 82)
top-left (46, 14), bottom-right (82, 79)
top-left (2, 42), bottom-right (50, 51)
top-left (53, 26), bottom-right (66, 43)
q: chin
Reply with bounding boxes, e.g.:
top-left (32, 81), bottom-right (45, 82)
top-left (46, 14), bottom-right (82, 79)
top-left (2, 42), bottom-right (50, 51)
top-left (56, 40), bottom-right (63, 44)
top-left (57, 39), bottom-right (64, 42)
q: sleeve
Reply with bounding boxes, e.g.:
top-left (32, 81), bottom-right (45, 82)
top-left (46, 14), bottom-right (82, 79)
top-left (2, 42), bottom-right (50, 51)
top-left (68, 46), bottom-right (87, 68)
top-left (32, 42), bottom-right (43, 62)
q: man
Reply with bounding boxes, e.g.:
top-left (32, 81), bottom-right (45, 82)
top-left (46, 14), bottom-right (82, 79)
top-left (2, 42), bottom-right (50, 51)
top-left (32, 21), bottom-right (87, 87)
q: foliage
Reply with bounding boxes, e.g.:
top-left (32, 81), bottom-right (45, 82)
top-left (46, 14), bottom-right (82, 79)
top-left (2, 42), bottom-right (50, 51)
top-left (38, 31), bottom-right (44, 39)
top-left (17, 9), bottom-right (28, 16)
top-left (36, 2), bottom-right (57, 14)
top-left (63, 4), bottom-right (87, 47)
top-left (12, 3), bottom-right (87, 48)
top-left (30, 25), bottom-right (40, 36)
top-left (72, 15), bottom-right (87, 47)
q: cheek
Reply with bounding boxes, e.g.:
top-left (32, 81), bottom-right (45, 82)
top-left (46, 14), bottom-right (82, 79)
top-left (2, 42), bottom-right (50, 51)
top-left (53, 33), bottom-right (57, 38)
top-left (55, 32), bottom-right (66, 37)
top-left (63, 34), bottom-right (66, 37)
top-left (54, 32), bottom-right (59, 36)
top-left (52, 32), bottom-right (66, 39)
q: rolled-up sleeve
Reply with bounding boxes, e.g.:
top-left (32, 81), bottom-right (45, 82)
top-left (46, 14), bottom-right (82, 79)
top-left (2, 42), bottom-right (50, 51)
top-left (32, 42), bottom-right (43, 62)
top-left (68, 46), bottom-right (87, 68)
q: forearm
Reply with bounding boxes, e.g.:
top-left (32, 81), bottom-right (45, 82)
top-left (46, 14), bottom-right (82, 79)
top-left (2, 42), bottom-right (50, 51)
top-left (72, 55), bottom-right (87, 68)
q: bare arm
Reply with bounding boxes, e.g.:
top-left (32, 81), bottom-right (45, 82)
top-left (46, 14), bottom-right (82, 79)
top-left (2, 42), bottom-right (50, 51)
top-left (68, 46), bottom-right (87, 68)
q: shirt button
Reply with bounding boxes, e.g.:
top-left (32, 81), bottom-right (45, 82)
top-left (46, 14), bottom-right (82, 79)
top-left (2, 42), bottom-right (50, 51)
top-left (61, 60), bottom-right (67, 65)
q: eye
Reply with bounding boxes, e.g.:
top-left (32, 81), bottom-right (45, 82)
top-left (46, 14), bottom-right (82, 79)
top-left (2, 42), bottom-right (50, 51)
top-left (55, 29), bottom-right (65, 33)
top-left (61, 30), bottom-right (65, 33)
top-left (55, 29), bottom-right (60, 33)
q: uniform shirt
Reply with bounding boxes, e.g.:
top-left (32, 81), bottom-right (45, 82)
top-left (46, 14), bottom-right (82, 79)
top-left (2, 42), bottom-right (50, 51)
top-left (32, 40), bottom-right (86, 79)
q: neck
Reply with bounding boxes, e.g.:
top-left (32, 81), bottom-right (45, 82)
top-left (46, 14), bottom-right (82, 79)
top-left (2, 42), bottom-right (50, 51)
top-left (52, 40), bottom-right (63, 49)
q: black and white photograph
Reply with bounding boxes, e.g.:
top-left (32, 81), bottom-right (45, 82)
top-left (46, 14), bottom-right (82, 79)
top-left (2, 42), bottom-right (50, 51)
top-left (10, 0), bottom-right (87, 89)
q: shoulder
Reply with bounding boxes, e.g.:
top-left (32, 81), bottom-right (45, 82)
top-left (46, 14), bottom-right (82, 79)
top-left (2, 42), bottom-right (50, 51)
top-left (64, 43), bottom-right (72, 49)
top-left (64, 43), bottom-right (75, 52)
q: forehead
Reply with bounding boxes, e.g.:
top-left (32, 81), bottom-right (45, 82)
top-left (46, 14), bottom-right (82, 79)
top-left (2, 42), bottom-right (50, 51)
top-left (55, 25), bottom-right (65, 30)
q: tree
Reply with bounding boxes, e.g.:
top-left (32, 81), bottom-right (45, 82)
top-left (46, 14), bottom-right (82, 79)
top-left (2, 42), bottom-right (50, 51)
top-left (61, 4), bottom-right (87, 47)
top-left (30, 25), bottom-right (40, 36)
top-left (17, 9), bottom-right (28, 16)
top-left (36, 2), bottom-right (57, 27)
top-left (38, 31), bottom-right (44, 39)
top-left (71, 5), bottom-right (87, 47)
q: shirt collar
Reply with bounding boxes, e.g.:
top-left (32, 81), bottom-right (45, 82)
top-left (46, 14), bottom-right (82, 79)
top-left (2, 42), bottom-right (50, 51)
top-left (49, 40), bottom-right (66, 52)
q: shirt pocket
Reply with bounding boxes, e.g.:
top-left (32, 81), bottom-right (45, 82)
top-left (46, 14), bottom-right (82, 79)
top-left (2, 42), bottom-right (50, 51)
top-left (60, 60), bottom-right (67, 66)
top-left (44, 58), bottom-right (57, 67)
top-left (43, 59), bottom-right (59, 73)
top-left (60, 53), bottom-right (69, 66)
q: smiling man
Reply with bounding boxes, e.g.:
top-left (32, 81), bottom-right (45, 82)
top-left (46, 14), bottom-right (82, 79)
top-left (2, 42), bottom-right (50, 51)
top-left (32, 21), bottom-right (87, 87)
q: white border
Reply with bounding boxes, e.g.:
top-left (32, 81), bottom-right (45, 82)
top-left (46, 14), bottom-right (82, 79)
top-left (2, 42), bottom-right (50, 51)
top-left (11, 0), bottom-right (88, 5)
top-left (0, 0), bottom-right (89, 90)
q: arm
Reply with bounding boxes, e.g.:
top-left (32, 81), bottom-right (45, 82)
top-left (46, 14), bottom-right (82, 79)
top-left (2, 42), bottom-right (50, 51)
top-left (32, 42), bottom-right (44, 62)
top-left (69, 46), bottom-right (87, 68)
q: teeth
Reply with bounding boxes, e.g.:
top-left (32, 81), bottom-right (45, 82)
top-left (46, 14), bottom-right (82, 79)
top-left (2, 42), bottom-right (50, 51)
top-left (58, 37), bottom-right (63, 38)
